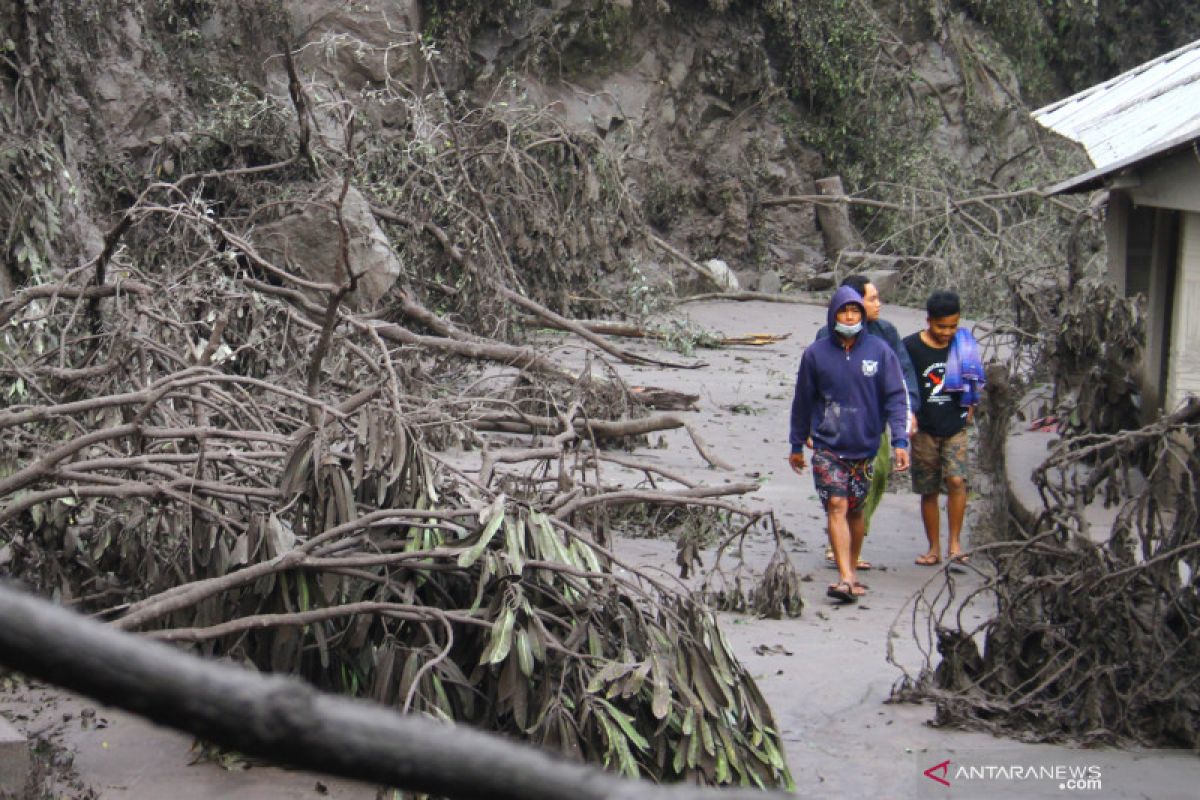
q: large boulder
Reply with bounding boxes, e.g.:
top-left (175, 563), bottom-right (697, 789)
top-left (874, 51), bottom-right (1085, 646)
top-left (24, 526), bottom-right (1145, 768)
top-left (252, 183), bottom-right (402, 308)
top-left (284, 1), bottom-right (422, 91)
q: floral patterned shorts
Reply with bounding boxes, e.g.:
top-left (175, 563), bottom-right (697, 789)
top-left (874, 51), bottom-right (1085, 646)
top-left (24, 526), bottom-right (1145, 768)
top-left (811, 449), bottom-right (874, 512)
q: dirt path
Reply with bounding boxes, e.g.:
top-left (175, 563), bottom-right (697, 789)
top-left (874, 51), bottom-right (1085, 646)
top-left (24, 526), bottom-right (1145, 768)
top-left (607, 299), bottom-right (1197, 799)
top-left (3, 299), bottom-right (1197, 799)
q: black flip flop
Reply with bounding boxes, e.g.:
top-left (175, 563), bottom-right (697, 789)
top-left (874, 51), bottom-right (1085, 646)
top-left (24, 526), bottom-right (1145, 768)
top-left (826, 581), bottom-right (856, 603)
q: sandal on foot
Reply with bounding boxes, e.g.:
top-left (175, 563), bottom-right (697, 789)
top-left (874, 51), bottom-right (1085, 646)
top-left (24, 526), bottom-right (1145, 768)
top-left (824, 549), bottom-right (837, 568)
top-left (856, 559), bottom-right (873, 570)
top-left (826, 581), bottom-right (857, 603)
top-left (851, 581), bottom-right (868, 596)
top-left (948, 552), bottom-right (970, 565)
top-left (914, 553), bottom-right (941, 566)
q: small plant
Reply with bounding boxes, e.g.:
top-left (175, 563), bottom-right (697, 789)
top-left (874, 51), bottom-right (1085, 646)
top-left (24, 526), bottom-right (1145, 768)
top-left (651, 319), bottom-right (723, 356)
top-left (1, 137), bottom-right (68, 286)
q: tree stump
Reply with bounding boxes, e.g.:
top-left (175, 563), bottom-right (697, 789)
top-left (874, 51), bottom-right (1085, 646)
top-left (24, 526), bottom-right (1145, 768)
top-left (814, 176), bottom-right (863, 262)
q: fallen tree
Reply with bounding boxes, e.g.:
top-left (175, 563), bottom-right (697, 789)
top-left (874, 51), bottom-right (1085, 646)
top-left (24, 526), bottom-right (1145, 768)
top-left (0, 40), bottom-right (794, 791)
top-left (0, 583), bottom-right (793, 800)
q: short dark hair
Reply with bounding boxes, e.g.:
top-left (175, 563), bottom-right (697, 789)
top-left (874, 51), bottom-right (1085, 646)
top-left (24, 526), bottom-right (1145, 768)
top-left (926, 290), bottom-right (960, 318)
top-left (840, 274), bottom-right (869, 297)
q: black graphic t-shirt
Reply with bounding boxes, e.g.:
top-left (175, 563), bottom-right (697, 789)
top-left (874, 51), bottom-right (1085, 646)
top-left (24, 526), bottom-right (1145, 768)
top-left (904, 333), bottom-right (968, 437)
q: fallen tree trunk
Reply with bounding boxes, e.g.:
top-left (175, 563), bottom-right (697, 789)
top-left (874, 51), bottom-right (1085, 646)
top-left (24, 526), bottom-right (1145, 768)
top-left (678, 291), bottom-right (824, 305)
top-left (471, 410), bottom-right (733, 470)
top-left (647, 234), bottom-right (731, 290)
top-left (0, 584), bottom-right (792, 800)
top-left (518, 316), bottom-right (790, 348)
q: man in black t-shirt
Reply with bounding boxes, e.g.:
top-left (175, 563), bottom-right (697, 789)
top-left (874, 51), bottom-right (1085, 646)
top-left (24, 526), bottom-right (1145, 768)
top-left (903, 290), bottom-right (971, 566)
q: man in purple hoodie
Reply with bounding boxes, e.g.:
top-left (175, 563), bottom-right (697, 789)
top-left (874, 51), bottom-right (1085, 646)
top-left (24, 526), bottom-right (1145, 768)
top-left (789, 286), bottom-right (910, 603)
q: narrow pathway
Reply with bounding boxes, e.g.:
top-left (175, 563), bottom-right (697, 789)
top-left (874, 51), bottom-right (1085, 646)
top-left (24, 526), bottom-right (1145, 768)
top-left (611, 299), bottom-right (1198, 799)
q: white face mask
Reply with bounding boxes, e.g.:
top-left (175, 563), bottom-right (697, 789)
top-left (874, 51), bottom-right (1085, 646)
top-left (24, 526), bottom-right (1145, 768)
top-left (834, 320), bottom-right (863, 337)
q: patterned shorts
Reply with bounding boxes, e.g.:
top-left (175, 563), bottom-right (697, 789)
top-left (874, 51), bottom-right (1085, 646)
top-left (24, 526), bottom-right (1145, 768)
top-left (910, 428), bottom-right (970, 495)
top-left (811, 449), bottom-right (874, 512)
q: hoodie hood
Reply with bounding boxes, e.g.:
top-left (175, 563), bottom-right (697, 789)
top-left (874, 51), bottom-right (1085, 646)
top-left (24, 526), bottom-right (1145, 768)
top-left (827, 285), bottom-right (866, 333)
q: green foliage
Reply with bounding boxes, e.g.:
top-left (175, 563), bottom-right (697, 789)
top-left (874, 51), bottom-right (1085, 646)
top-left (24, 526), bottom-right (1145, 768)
top-left (762, 0), bottom-right (883, 113)
top-left (424, 0), bottom-right (535, 39)
top-left (761, 0), bottom-right (931, 187)
top-left (0, 138), bottom-right (66, 285)
top-left (152, 0), bottom-right (218, 34)
top-left (642, 165), bottom-right (694, 230)
top-left (950, 0), bottom-right (1200, 101)
top-left (542, 1), bottom-right (637, 76)
top-left (651, 319), bottom-right (724, 356)
top-left (193, 79), bottom-right (295, 161)
top-left (425, 0), bottom-right (637, 79)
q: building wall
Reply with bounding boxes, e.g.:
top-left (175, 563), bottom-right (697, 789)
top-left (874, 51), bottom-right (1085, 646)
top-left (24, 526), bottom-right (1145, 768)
top-left (1129, 149), bottom-right (1200, 213)
top-left (1142, 208), bottom-right (1178, 416)
top-left (1107, 192), bottom-right (1129, 293)
top-left (1166, 211), bottom-right (1200, 410)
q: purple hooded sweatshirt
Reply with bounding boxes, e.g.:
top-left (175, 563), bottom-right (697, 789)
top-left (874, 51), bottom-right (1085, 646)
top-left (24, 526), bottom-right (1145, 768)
top-left (789, 286), bottom-right (909, 459)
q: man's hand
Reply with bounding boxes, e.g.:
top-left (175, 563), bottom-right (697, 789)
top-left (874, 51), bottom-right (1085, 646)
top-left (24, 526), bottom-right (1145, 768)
top-left (893, 447), bottom-right (910, 472)
top-left (788, 452), bottom-right (806, 475)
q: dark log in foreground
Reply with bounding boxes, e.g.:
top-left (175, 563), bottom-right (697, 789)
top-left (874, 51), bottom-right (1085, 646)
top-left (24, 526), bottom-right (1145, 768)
top-left (0, 584), bottom-right (793, 800)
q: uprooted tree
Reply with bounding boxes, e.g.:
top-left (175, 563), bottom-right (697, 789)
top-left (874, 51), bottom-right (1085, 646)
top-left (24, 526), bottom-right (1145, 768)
top-left (0, 35), bottom-right (795, 792)
top-left (8, 0), bottom-right (1180, 790)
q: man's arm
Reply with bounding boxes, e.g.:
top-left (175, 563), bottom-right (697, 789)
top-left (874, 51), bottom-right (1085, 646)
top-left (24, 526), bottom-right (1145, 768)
top-left (789, 354), bottom-right (816, 454)
top-left (788, 355), bottom-right (817, 474)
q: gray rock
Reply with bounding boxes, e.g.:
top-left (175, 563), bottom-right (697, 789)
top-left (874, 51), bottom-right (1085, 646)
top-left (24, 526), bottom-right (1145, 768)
top-left (734, 270), bottom-right (759, 292)
top-left (660, 96), bottom-right (677, 127)
top-left (865, 268), bottom-right (900, 296)
top-left (252, 183), bottom-right (402, 309)
top-left (704, 259), bottom-right (739, 290)
top-left (286, 1), bottom-right (421, 90)
top-left (667, 48), bottom-right (693, 90)
top-left (808, 271), bottom-right (837, 291)
top-left (0, 716), bottom-right (28, 796)
top-left (758, 270), bottom-right (782, 295)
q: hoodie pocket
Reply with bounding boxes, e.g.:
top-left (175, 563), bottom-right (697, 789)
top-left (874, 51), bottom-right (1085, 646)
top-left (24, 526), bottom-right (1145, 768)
top-left (816, 402), bottom-right (860, 440)
top-left (816, 402), bottom-right (842, 438)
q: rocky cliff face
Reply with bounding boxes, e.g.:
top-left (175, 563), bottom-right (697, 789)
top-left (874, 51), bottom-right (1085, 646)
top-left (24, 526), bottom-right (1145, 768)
top-left (0, 1), bottom-right (1062, 305)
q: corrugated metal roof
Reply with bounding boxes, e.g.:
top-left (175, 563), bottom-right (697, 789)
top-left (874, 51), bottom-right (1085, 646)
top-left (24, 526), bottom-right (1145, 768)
top-left (1042, 130), bottom-right (1200, 195)
top-left (1033, 38), bottom-right (1200, 172)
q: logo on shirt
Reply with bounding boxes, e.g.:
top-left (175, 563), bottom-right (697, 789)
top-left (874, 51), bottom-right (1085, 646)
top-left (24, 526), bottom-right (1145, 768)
top-left (923, 363), bottom-right (948, 402)
top-left (862, 359), bottom-right (878, 377)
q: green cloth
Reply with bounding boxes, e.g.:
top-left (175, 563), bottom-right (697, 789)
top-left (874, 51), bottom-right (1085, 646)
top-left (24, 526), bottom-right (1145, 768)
top-left (863, 430), bottom-right (891, 535)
